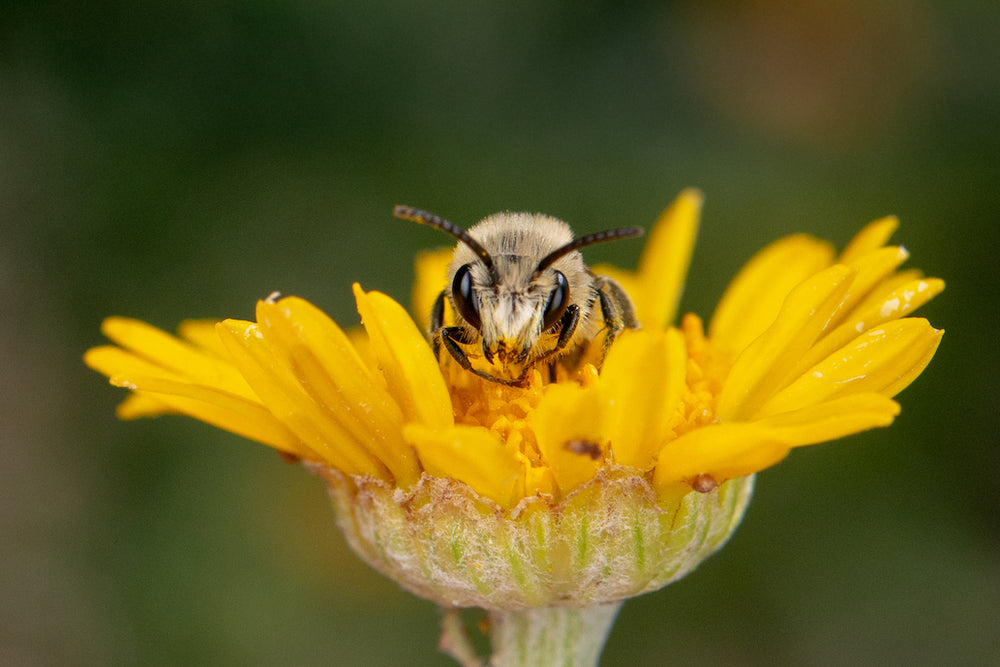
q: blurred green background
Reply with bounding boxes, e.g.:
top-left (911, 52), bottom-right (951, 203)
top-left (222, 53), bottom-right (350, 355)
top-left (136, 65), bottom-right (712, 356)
top-left (3, 1), bottom-right (997, 664)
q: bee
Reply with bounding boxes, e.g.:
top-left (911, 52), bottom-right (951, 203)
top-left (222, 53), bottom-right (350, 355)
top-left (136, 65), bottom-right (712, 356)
top-left (394, 205), bottom-right (643, 387)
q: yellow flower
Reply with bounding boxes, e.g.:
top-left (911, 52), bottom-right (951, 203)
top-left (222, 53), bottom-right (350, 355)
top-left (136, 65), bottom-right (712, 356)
top-left (85, 190), bottom-right (943, 614)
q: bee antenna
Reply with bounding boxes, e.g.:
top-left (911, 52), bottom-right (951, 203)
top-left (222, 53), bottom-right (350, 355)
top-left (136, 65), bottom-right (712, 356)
top-left (393, 205), bottom-right (499, 282)
top-left (535, 226), bottom-right (644, 274)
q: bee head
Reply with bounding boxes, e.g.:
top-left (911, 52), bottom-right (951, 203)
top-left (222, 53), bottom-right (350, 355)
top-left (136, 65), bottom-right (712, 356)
top-left (394, 205), bottom-right (642, 367)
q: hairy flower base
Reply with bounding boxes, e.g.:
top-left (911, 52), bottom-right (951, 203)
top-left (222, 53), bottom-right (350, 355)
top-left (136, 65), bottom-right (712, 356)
top-left (314, 463), bottom-right (754, 610)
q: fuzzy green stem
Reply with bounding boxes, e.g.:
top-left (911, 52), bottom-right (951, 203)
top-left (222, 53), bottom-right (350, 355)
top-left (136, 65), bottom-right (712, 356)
top-left (488, 603), bottom-right (623, 667)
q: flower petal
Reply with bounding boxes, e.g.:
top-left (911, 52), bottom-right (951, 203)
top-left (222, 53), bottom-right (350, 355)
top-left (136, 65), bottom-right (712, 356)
top-left (827, 246), bottom-right (910, 329)
top-left (600, 329), bottom-right (687, 470)
top-left (404, 424), bottom-right (524, 508)
top-left (116, 392), bottom-right (173, 419)
top-left (757, 318), bottom-right (944, 417)
top-left (634, 188), bottom-right (703, 330)
top-left (789, 276), bottom-right (944, 380)
top-left (84, 344), bottom-right (305, 454)
top-left (709, 235), bottom-right (835, 354)
top-left (216, 318), bottom-right (390, 478)
top-left (122, 376), bottom-right (306, 456)
top-left (717, 264), bottom-right (855, 421)
top-left (257, 297), bottom-right (421, 487)
top-left (752, 393), bottom-right (900, 447)
top-left (100, 316), bottom-right (257, 401)
top-left (85, 344), bottom-right (183, 384)
top-left (353, 284), bottom-right (454, 431)
top-left (653, 423), bottom-right (790, 487)
top-left (177, 319), bottom-right (230, 358)
top-left (839, 215), bottom-right (899, 264)
top-left (412, 248), bottom-right (454, 333)
top-left (530, 383), bottom-right (606, 496)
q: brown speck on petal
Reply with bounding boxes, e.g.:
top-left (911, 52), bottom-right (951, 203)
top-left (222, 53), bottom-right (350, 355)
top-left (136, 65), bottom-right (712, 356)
top-left (566, 439), bottom-right (602, 460)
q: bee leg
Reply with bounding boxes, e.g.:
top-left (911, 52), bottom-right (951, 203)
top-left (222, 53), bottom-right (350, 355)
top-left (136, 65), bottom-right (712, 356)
top-left (546, 361), bottom-right (559, 384)
top-left (439, 326), bottom-right (476, 371)
top-left (429, 291), bottom-right (447, 358)
top-left (552, 304), bottom-right (580, 355)
top-left (595, 276), bottom-right (639, 329)
top-left (439, 326), bottom-right (528, 387)
top-left (595, 278), bottom-right (639, 363)
top-left (533, 304), bottom-right (580, 370)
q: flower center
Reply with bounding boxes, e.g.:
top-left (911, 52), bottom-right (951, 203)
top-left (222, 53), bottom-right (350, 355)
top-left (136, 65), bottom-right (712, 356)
top-left (445, 362), bottom-right (547, 464)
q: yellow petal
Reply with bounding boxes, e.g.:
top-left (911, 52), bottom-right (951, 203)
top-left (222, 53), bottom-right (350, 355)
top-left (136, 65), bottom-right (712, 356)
top-left (757, 318), bottom-right (944, 416)
top-left (116, 392), bottom-right (174, 419)
top-left (85, 345), bottom-right (306, 453)
top-left (634, 188), bottom-right (703, 330)
top-left (851, 268), bottom-right (926, 314)
top-left (85, 344), bottom-right (184, 384)
top-left (653, 424), bottom-right (790, 487)
top-left (530, 383), bottom-right (605, 496)
top-left (100, 316), bottom-right (257, 401)
top-left (600, 329), bottom-right (686, 470)
top-left (412, 247), bottom-right (454, 333)
top-left (116, 375), bottom-right (306, 456)
top-left (404, 424), bottom-right (524, 508)
top-left (216, 318), bottom-right (389, 478)
top-left (827, 246), bottom-right (910, 329)
top-left (717, 264), bottom-right (855, 421)
top-left (873, 322), bottom-right (945, 398)
top-left (345, 326), bottom-right (376, 374)
top-left (353, 284), bottom-right (453, 431)
top-left (523, 463), bottom-right (558, 498)
top-left (839, 215), bottom-right (899, 264)
top-left (177, 319), bottom-right (230, 358)
top-left (752, 393), bottom-right (900, 447)
top-left (789, 276), bottom-right (944, 379)
top-left (709, 234), bottom-right (835, 354)
top-left (257, 298), bottom-right (421, 487)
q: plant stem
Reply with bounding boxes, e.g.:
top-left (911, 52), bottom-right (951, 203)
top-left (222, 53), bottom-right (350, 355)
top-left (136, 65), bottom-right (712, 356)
top-left (487, 602), bottom-right (623, 667)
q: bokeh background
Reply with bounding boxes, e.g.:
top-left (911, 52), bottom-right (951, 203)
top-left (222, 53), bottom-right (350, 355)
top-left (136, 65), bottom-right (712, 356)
top-left (3, 1), bottom-right (997, 665)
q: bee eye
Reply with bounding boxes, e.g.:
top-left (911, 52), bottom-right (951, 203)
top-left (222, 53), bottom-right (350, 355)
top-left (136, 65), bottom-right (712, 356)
top-left (542, 270), bottom-right (569, 331)
top-left (452, 264), bottom-right (481, 330)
